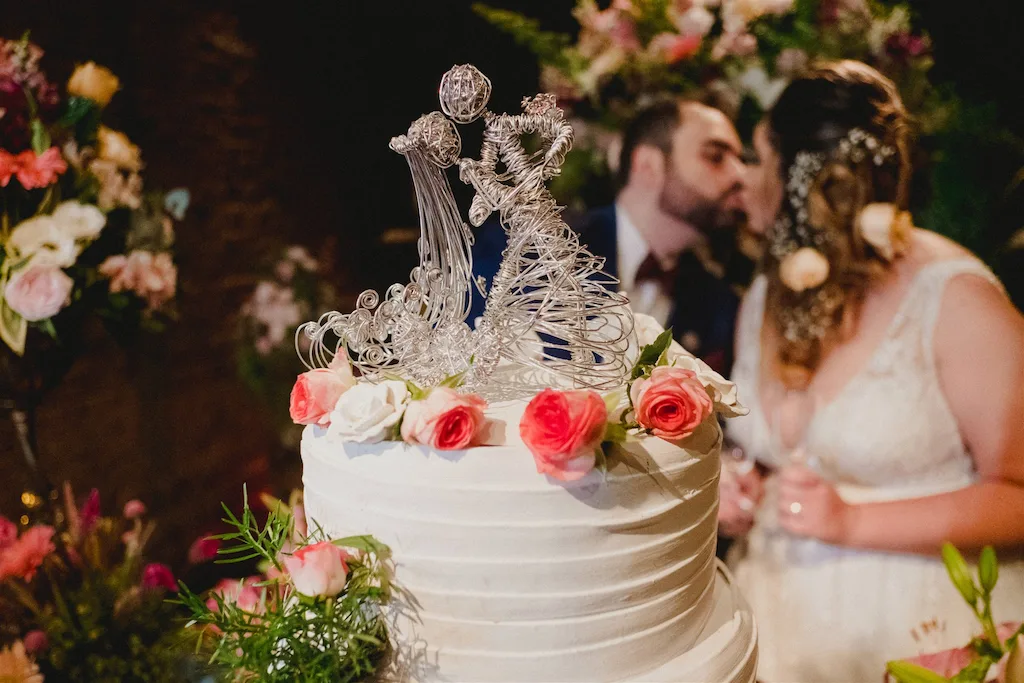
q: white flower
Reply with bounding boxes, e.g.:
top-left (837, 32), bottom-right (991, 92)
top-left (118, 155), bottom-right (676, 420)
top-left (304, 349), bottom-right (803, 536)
top-left (8, 215), bottom-right (80, 267)
top-left (737, 64), bottom-right (788, 110)
top-left (0, 640), bottom-right (43, 683)
top-left (633, 312), bottom-right (747, 417)
top-left (51, 200), bottom-right (106, 241)
top-left (673, 6), bottom-right (715, 36)
top-left (779, 247), bottom-right (830, 292)
top-left (857, 202), bottom-right (898, 260)
top-left (326, 380), bottom-right (410, 444)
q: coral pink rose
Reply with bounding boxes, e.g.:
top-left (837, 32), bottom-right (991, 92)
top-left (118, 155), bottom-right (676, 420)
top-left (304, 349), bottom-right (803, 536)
top-left (141, 562), bottom-right (176, 591)
top-left (0, 525), bottom-right (55, 582)
top-left (631, 366), bottom-right (713, 440)
top-left (520, 389), bottom-right (608, 481)
top-left (289, 353), bottom-right (358, 426)
top-left (0, 147), bottom-right (68, 189)
top-left (207, 576), bottom-right (264, 613)
top-left (0, 516), bottom-right (16, 549)
top-left (4, 263), bottom-right (73, 321)
top-left (401, 387), bottom-right (488, 451)
top-left (283, 541), bottom-right (349, 598)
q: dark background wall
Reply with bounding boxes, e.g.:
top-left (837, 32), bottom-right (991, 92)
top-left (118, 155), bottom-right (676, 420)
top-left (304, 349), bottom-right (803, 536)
top-left (1, 1), bottom-right (1021, 565)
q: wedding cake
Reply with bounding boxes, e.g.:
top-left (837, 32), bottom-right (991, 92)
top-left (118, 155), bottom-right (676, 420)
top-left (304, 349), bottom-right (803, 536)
top-left (294, 65), bottom-right (757, 683)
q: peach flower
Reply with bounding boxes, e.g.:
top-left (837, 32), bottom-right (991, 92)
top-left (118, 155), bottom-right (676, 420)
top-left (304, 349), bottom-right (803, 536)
top-left (289, 353), bottom-right (358, 426)
top-left (283, 541), bottom-right (349, 598)
top-left (779, 247), bottom-right (830, 292)
top-left (630, 366), bottom-right (713, 440)
top-left (0, 525), bottom-right (55, 582)
top-left (99, 250), bottom-right (177, 310)
top-left (520, 389), bottom-right (608, 481)
top-left (67, 61), bottom-right (120, 106)
top-left (400, 387), bottom-right (488, 450)
top-left (0, 640), bottom-right (43, 683)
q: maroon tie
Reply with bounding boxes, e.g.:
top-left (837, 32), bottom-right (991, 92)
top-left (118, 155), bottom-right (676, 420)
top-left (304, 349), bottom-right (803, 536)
top-left (634, 253), bottom-right (677, 292)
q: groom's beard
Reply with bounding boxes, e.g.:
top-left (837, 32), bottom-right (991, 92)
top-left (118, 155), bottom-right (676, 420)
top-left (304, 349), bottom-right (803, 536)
top-left (659, 178), bottom-right (746, 235)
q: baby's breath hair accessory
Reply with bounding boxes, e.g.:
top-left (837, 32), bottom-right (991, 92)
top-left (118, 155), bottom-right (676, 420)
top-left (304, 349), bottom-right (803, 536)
top-left (767, 127), bottom-right (897, 265)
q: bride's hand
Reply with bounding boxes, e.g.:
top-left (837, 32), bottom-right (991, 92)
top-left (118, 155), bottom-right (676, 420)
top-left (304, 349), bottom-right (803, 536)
top-left (719, 461), bottom-right (766, 538)
top-left (778, 465), bottom-right (852, 544)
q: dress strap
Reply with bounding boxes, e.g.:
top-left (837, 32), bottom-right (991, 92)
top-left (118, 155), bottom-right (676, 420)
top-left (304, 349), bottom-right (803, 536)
top-left (918, 259), bottom-right (1002, 361)
top-left (733, 275), bottom-right (768, 376)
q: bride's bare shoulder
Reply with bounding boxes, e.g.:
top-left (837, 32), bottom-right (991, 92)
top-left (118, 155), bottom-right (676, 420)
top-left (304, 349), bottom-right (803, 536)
top-left (902, 228), bottom-right (977, 271)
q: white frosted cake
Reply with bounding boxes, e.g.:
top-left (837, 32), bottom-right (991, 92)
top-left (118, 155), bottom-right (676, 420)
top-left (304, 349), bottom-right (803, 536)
top-left (302, 400), bottom-right (757, 683)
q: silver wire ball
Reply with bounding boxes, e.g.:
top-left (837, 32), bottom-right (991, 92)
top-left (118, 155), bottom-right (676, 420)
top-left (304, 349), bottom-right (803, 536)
top-left (412, 112), bottom-right (462, 168)
top-left (439, 64), bottom-right (491, 124)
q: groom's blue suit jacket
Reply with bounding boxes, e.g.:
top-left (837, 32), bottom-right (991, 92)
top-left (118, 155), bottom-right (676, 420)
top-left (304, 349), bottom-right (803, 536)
top-left (468, 205), bottom-right (740, 375)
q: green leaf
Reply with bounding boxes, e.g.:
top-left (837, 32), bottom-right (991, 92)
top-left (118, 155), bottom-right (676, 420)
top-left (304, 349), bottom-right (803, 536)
top-left (978, 546), bottom-right (998, 594)
top-left (885, 660), bottom-right (951, 683)
top-left (942, 542), bottom-right (979, 607)
top-left (30, 119), bottom-right (50, 155)
top-left (472, 4), bottom-right (574, 70)
top-left (950, 656), bottom-right (995, 683)
top-left (38, 318), bottom-right (58, 341)
top-left (603, 421), bottom-right (627, 444)
top-left (631, 328), bottom-right (673, 379)
top-left (0, 293), bottom-right (27, 356)
top-left (438, 369), bottom-right (467, 389)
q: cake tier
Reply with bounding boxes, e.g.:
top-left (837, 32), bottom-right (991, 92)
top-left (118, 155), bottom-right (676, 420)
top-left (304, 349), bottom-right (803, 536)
top-left (302, 401), bottom-right (724, 682)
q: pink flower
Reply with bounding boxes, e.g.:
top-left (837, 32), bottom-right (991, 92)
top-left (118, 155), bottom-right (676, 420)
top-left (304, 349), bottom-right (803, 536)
top-left (141, 562), bottom-right (176, 591)
top-left (283, 541), bottom-right (350, 598)
top-left (520, 389), bottom-right (607, 481)
top-left (14, 147), bottom-right (67, 189)
top-left (711, 31), bottom-right (758, 60)
top-left (0, 525), bottom-right (55, 582)
top-left (79, 488), bottom-right (101, 536)
top-left (99, 250), bottom-right (177, 311)
top-left (649, 33), bottom-right (702, 64)
top-left (4, 263), bottom-right (73, 321)
top-left (123, 499), bottom-right (146, 519)
top-left (289, 353), bottom-right (357, 426)
top-left (401, 387), bottom-right (488, 451)
top-left (0, 150), bottom-right (16, 186)
top-left (207, 576), bottom-right (265, 613)
top-left (22, 630), bottom-right (47, 655)
top-left (0, 516), bottom-right (17, 549)
top-left (188, 534), bottom-right (221, 564)
top-left (631, 366), bottom-right (713, 440)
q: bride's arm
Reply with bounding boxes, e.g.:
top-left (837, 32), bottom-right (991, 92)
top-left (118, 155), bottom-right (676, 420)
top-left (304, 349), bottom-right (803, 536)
top-left (840, 274), bottom-right (1024, 553)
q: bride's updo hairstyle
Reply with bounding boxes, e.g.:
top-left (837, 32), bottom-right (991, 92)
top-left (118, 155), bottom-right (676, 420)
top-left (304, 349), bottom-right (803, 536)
top-left (763, 60), bottom-right (912, 388)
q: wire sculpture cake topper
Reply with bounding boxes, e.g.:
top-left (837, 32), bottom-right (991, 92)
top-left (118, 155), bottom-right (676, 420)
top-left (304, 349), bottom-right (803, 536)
top-left (297, 65), bottom-right (635, 399)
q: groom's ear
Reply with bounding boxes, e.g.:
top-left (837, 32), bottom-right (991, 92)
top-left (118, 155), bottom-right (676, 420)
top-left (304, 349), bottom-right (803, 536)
top-left (630, 144), bottom-right (667, 189)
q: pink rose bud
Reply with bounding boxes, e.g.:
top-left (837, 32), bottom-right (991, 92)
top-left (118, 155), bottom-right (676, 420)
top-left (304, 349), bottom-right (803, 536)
top-left (187, 535), bottom-right (221, 564)
top-left (520, 389), bottom-right (608, 481)
top-left (282, 541), bottom-right (349, 598)
top-left (630, 366), bottom-right (713, 441)
top-left (400, 387), bottom-right (488, 451)
top-left (23, 629), bottom-right (48, 655)
top-left (141, 562), bottom-right (177, 591)
top-left (79, 489), bottom-right (101, 536)
top-left (0, 516), bottom-right (17, 549)
top-left (122, 499), bottom-right (146, 519)
top-left (3, 264), bottom-right (74, 322)
top-left (206, 576), bottom-right (264, 613)
top-left (288, 353), bottom-right (357, 426)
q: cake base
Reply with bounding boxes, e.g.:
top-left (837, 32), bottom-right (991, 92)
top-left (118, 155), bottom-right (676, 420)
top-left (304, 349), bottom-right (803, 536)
top-left (382, 560), bottom-right (757, 683)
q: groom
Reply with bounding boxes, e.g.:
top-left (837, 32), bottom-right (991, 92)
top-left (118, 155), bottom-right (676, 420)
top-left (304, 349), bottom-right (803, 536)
top-left (469, 97), bottom-right (747, 373)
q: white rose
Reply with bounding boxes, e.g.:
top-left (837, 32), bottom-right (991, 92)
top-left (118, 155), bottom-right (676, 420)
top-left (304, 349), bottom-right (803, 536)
top-left (51, 201), bottom-right (106, 242)
top-left (779, 247), bottom-right (830, 292)
top-left (633, 312), bottom-right (747, 417)
top-left (326, 380), bottom-right (410, 444)
top-left (737, 64), bottom-right (788, 110)
top-left (857, 202), bottom-right (897, 260)
top-left (8, 216), bottom-right (80, 268)
top-left (673, 6), bottom-right (715, 36)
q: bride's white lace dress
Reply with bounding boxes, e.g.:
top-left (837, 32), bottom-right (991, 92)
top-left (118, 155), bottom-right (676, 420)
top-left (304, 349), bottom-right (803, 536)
top-left (727, 259), bottom-right (1024, 682)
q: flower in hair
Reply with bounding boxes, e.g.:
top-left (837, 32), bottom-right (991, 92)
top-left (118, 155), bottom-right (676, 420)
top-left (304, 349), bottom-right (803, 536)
top-left (857, 203), bottom-right (911, 261)
top-left (779, 247), bottom-right (830, 292)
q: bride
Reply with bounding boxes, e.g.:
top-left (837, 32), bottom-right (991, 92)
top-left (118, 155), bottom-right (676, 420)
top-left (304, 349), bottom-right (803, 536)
top-left (722, 60), bottom-right (1024, 682)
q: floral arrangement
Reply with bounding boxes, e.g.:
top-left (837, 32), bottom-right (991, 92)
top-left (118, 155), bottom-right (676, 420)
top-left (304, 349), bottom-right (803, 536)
top-left (0, 484), bottom-right (196, 682)
top-left (886, 544), bottom-right (1023, 683)
top-left (289, 312), bottom-right (744, 484)
top-left (476, 0), bottom-right (938, 203)
top-left (237, 245), bottom-right (338, 449)
top-left (176, 489), bottom-right (394, 682)
top-left (0, 34), bottom-right (185, 357)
